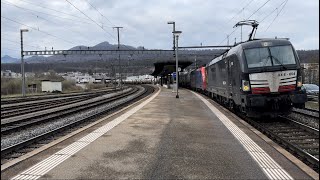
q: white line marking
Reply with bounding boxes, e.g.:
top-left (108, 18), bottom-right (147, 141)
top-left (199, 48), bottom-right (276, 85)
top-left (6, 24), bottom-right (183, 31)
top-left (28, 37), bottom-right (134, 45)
top-left (192, 91), bottom-right (293, 180)
top-left (11, 88), bottom-right (161, 180)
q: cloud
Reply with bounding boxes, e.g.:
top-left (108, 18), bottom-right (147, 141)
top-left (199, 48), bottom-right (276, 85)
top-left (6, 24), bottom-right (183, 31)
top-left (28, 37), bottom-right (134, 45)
top-left (1, 0), bottom-right (319, 58)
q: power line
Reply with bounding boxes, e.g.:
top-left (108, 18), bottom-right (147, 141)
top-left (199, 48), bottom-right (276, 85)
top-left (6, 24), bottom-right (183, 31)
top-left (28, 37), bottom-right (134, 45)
top-left (2, 0), bottom-right (93, 25)
top-left (1, 16), bottom-right (75, 45)
top-left (218, 0), bottom-right (272, 45)
top-left (2, 1), bottom-right (58, 25)
top-left (264, 0), bottom-right (288, 32)
top-left (16, 0), bottom-right (92, 22)
top-left (228, 0), bottom-right (255, 22)
top-left (210, 0), bottom-right (256, 35)
top-left (65, 0), bottom-right (115, 39)
top-left (247, 0), bottom-right (271, 19)
top-left (259, 0), bottom-right (287, 23)
top-left (2, 1), bottom-right (98, 46)
top-left (84, 0), bottom-right (115, 27)
top-left (218, 27), bottom-right (239, 45)
top-left (2, 38), bottom-right (40, 48)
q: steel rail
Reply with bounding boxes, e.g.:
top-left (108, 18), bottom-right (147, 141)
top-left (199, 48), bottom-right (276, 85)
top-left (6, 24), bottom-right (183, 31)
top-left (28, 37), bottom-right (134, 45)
top-left (292, 109), bottom-right (319, 119)
top-left (0, 87), bottom-right (116, 105)
top-left (1, 86), bottom-right (147, 157)
top-left (1, 91), bottom-right (115, 118)
top-left (246, 116), bottom-right (319, 169)
top-left (1, 88), bottom-right (135, 134)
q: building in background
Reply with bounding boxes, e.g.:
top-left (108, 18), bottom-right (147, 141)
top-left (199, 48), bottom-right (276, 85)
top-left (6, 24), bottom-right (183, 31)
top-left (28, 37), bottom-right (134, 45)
top-left (1, 70), bottom-right (21, 78)
top-left (301, 63), bottom-right (319, 85)
top-left (41, 80), bottom-right (62, 92)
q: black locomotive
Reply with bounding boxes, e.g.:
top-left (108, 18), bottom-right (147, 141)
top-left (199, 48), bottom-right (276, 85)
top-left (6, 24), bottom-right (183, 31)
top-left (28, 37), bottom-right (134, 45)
top-left (180, 38), bottom-right (307, 118)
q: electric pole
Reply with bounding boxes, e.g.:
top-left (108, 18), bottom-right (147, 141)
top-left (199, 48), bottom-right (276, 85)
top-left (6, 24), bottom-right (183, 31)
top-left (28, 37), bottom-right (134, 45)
top-left (113, 26), bottom-right (123, 89)
top-left (20, 29), bottom-right (28, 97)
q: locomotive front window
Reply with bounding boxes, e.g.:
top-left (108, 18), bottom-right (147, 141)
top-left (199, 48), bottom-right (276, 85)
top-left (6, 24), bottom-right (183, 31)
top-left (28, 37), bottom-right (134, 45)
top-left (244, 45), bottom-right (297, 68)
top-left (244, 47), bottom-right (271, 68)
top-left (269, 45), bottom-right (296, 65)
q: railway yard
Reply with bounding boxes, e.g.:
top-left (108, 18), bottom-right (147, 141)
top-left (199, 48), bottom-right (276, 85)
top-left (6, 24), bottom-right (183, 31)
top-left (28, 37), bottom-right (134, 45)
top-left (1, 85), bottom-right (154, 169)
top-left (1, 85), bottom-right (319, 179)
top-left (2, 0), bottom-right (319, 179)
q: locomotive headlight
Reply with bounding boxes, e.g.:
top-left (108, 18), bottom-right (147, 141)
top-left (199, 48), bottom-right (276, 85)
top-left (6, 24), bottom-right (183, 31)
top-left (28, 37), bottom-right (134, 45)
top-left (242, 80), bottom-right (251, 91)
top-left (297, 76), bottom-right (302, 87)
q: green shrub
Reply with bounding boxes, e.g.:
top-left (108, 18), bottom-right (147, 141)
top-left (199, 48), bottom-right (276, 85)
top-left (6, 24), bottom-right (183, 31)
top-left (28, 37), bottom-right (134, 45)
top-left (1, 78), bottom-right (22, 95)
top-left (62, 80), bottom-right (83, 92)
top-left (85, 83), bottom-right (106, 90)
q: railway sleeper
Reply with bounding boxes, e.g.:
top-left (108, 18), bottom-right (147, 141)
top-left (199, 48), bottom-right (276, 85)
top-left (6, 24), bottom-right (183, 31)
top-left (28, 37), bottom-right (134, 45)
top-left (270, 128), bottom-right (302, 133)
top-left (266, 126), bottom-right (299, 130)
top-left (277, 132), bottom-right (310, 137)
top-left (298, 145), bottom-right (319, 149)
top-left (285, 136), bottom-right (319, 140)
top-left (288, 139), bottom-right (319, 143)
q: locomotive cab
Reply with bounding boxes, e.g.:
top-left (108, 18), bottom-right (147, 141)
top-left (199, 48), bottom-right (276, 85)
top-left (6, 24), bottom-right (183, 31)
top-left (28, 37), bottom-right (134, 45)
top-left (239, 39), bottom-right (307, 117)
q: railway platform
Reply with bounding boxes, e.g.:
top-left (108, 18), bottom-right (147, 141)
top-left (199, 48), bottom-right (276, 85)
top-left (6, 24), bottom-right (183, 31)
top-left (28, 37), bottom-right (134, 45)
top-left (4, 86), bottom-right (315, 179)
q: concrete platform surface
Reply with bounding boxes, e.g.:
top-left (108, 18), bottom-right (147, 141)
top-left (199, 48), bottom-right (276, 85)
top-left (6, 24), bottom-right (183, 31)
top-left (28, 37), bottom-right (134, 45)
top-left (11, 87), bottom-right (313, 179)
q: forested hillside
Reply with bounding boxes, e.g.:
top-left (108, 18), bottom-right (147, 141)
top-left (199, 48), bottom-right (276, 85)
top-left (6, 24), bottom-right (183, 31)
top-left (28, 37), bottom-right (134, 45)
top-left (297, 50), bottom-right (319, 63)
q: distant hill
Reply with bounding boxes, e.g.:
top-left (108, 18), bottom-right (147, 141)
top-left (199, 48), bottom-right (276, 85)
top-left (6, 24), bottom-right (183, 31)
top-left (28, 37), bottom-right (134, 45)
top-left (1, 55), bottom-right (19, 63)
top-left (296, 50), bottom-right (319, 63)
top-left (22, 41), bottom-right (140, 63)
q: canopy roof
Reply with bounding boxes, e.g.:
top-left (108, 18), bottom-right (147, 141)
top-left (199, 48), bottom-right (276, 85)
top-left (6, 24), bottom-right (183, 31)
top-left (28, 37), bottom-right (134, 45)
top-left (151, 60), bottom-right (193, 77)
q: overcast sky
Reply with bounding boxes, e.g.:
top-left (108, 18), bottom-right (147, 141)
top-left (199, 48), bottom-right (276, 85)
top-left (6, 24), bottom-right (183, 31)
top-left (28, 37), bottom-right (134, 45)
top-left (1, 0), bottom-right (319, 58)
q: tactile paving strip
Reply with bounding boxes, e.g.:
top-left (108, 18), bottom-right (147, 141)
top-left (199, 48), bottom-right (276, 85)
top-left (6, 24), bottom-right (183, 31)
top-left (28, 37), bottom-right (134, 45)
top-left (11, 89), bottom-right (161, 180)
top-left (193, 92), bottom-right (293, 180)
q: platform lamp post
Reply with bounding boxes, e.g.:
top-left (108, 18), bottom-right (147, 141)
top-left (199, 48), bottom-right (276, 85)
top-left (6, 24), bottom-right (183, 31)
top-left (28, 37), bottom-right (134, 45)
top-left (167, 21), bottom-right (176, 55)
top-left (20, 29), bottom-right (29, 97)
top-left (167, 21), bottom-right (175, 87)
top-left (173, 30), bottom-right (182, 98)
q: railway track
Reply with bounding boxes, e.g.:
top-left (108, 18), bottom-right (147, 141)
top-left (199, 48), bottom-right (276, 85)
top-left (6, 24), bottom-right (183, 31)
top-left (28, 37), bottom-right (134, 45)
top-left (292, 108), bottom-right (319, 119)
top-left (1, 89), bottom-right (116, 118)
top-left (192, 89), bottom-right (319, 172)
top-left (304, 108), bottom-right (319, 113)
top-left (1, 85), bottom-right (154, 165)
top-left (1, 87), bottom-right (134, 135)
top-left (244, 115), bottom-right (319, 172)
top-left (0, 87), bottom-right (115, 105)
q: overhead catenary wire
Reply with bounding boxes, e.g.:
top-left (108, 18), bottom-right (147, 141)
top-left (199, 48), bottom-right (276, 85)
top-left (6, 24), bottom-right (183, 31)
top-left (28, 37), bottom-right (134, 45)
top-left (65, 0), bottom-right (116, 39)
top-left (218, 0), bottom-right (272, 45)
top-left (2, 1), bottom-right (100, 46)
top-left (80, 0), bottom-right (132, 49)
top-left (2, 0), bottom-right (93, 25)
top-left (16, 0), bottom-right (92, 22)
top-left (84, 0), bottom-right (115, 27)
top-left (1, 16), bottom-right (76, 45)
top-left (264, 0), bottom-right (288, 32)
top-left (246, 0), bottom-right (271, 19)
top-left (208, 0), bottom-right (256, 38)
top-left (228, 0), bottom-right (256, 22)
top-left (259, 0), bottom-right (287, 23)
top-left (2, 38), bottom-right (40, 49)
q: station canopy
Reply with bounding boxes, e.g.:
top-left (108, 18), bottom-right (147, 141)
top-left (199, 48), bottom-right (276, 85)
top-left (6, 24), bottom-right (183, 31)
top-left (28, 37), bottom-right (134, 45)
top-left (151, 60), bottom-right (193, 77)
